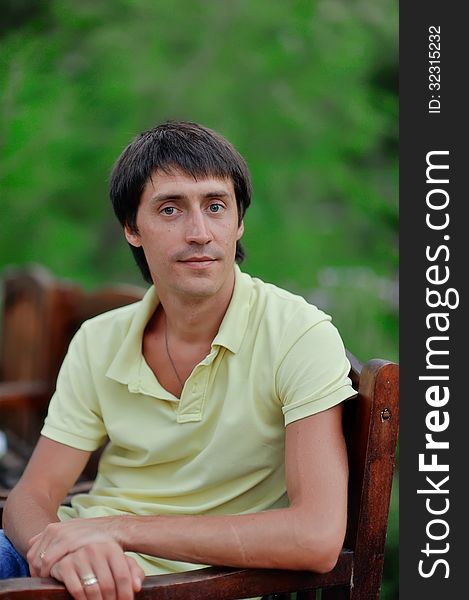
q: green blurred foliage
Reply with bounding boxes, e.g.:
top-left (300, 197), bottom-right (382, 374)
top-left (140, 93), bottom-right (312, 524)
top-left (0, 0), bottom-right (398, 596)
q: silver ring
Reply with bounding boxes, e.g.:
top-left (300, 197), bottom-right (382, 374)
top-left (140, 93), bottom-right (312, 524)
top-left (39, 550), bottom-right (46, 560)
top-left (81, 573), bottom-right (99, 586)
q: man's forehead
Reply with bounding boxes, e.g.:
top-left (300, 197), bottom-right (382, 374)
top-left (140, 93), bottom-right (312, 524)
top-left (144, 168), bottom-right (234, 196)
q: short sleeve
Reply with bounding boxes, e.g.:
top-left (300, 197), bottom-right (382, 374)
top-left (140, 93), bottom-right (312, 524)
top-left (276, 319), bottom-right (357, 426)
top-left (41, 326), bottom-right (108, 451)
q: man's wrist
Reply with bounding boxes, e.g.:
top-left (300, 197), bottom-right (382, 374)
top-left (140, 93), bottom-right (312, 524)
top-left (110, 514), bottom-right (140, 551)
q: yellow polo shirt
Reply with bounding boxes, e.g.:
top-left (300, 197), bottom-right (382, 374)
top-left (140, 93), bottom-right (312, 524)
top-left (42, 266), bottom-right (355, 575)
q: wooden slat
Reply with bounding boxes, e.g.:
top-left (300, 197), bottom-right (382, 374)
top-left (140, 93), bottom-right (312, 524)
top-left (0, 551), bottom-right (353, 599)
top-left (348, 361), bottom-right (399, 599)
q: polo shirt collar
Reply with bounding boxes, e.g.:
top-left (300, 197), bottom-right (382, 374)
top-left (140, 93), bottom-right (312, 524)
top-left (211, 265), bottom-right (252, 354)
top-left (105, 286), bottom-right (159, 386)
top-left (106, 264), bottom-right (252, 387)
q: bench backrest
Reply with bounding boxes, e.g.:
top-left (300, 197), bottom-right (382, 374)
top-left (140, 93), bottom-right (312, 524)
top-left (0, 266), bottom-right (146, 461)
top-left (343, 354), bottom-right (399, 595)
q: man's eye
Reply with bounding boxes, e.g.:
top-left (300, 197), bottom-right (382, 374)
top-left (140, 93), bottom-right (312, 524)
top-left (209, 203), bottom-right (223, 213)
top-left (161, 207), bottom-right (176, 216)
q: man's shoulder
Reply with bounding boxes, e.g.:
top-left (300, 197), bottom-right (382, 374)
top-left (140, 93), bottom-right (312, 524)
top-left (77, 289), bottom-right (154, 353)
top-left (244, 270), bottom-right (331, 329)
top-left (81, 299), bottom-right (142, 330)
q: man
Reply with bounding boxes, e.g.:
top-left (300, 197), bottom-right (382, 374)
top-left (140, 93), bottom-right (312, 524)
top-left (2, 121), bottom-right (355, 600)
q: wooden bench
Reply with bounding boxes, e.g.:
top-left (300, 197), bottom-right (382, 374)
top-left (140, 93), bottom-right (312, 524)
top-left (0, 266), bottom-right (399, 599)
top-left (0, 265), bottom-right (146, 487)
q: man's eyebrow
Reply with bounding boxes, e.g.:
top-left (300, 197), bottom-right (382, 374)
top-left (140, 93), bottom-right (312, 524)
top-left (151, 190), bottom-right (231, 202)
top-left (151, 192), bottom-right (185, 203)
top-left (203, 190), bottom-right (231, 199)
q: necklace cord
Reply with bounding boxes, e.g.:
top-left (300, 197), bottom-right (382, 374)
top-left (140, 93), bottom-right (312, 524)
top-left (164, 318), bottom-right (184, 389)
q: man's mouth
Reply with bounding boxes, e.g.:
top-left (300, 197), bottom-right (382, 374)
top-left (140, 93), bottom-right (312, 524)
top-left (179, 257), bottom-right (217, 268)
top-left (182, 256), bottom-right (215, 262)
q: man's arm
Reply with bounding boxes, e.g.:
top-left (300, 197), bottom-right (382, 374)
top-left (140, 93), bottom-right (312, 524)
top-left (2, 436), bottom-right (91, 558)
top-left (31, 403), bottom-right (348, 576)
top-left (4, 436), bottom-right (145, 600)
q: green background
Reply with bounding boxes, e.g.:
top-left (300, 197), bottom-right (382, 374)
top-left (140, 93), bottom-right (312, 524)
top-left (0, 1), bottom-right (398, 597)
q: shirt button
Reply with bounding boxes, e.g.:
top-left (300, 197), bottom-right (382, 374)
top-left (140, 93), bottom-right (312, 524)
top-left (192, 385), bottom-right (197, 393)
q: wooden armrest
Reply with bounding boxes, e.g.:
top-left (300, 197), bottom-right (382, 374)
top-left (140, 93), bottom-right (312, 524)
top-left (0, 551), bottom-right (353, 599)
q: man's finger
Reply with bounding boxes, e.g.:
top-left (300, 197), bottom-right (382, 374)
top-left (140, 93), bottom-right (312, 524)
top-left (26, 539), bottom-right (47, 576)
top-left (27, 532), bottom-right (41, 548)
top-left (125, 556), bottom-right (145, 593)
top-left (70, 548), bottom-right (109, 600)
top-left (50, 557), bottom-right (88, 600)
top-left (107, 551), bottom-right (135, 600)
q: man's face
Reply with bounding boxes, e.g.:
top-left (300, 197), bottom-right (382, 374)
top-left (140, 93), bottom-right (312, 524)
top-left (125, 169), bottom-right (244, 301)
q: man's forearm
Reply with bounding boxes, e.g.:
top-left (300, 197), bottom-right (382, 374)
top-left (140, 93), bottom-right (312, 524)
top-left (31, 505), bottom-right (344, 579)
top-left (3, 437), bottom-right (90, 561)
top-left (119, 506), bottom-right (343, 573)
top-left (3, 485), bottom-right (60, 558)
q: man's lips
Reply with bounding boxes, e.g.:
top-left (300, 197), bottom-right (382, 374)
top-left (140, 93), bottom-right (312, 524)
top-left (180, 257), bottom-right (216, 262)
top-left (178, 257), bottom-right (218, 268)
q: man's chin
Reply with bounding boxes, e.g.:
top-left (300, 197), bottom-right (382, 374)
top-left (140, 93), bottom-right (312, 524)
top-left (173, 278), bottom-right (220, 300)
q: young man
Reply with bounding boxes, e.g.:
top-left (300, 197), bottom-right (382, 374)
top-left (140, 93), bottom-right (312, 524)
top-left (2, 121), bottom-right (355, 600)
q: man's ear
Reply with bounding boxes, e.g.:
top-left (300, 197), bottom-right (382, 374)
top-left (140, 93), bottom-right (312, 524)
top-left (124, 224), bottom-right (142, 247)
top-left (237, 220), bottom-right (244, 240)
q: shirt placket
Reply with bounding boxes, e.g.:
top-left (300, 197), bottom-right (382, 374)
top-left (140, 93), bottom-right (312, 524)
top-left (176, 347), bottom-right (218, 423)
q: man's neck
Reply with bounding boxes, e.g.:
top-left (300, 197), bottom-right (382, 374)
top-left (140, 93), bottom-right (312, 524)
top-left (142, 268), bottom-right (236, 397)
top-left (152, 270), bottom-right (236, 346)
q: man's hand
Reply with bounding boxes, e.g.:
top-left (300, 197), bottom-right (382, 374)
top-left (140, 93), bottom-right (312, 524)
top-left (48, 543), bottom-right (144, 600)
top-left (27, 519), bottom-right (144, 600)
top-left (27, 517), bottom-right (123, 578)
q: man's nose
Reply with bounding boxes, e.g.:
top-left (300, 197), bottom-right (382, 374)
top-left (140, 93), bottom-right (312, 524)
top-left (185, 210), bottom-right (213, 245)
